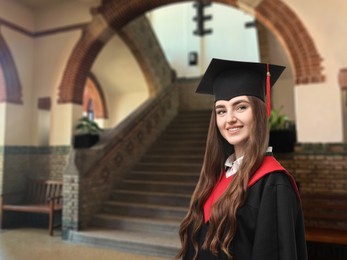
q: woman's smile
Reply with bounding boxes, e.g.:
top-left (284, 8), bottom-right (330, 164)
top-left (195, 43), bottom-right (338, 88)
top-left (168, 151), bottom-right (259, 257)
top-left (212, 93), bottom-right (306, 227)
top-left (227, 125), bottom-right (243, 133)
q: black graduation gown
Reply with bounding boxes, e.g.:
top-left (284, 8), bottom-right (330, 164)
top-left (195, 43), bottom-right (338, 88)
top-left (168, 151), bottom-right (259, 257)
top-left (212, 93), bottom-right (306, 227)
top-left (183, 171), bottom-right (308, 260)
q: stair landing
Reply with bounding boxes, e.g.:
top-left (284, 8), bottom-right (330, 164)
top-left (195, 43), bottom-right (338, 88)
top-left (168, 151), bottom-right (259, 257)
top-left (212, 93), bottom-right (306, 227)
top-left (69, 228), bottom-right (179, 258)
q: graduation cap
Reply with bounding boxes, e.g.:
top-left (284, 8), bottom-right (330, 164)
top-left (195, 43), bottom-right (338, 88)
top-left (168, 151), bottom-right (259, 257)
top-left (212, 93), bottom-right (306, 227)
top-left (196, 58), bottom-right (285, 116)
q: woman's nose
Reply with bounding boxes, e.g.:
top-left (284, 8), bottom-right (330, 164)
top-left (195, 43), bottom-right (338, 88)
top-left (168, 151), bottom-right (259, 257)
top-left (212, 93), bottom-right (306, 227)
top-left (226, 111), bottom-right (237, 123)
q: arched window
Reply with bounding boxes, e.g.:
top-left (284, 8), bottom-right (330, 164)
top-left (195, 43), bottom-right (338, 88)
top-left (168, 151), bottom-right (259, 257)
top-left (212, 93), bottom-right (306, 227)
top-left (83, 75), bottom-right (108, 119)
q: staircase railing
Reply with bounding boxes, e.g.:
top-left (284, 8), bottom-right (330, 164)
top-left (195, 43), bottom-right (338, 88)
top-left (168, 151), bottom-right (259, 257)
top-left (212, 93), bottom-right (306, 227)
top-left (62, 84), bottom-right (179, 238)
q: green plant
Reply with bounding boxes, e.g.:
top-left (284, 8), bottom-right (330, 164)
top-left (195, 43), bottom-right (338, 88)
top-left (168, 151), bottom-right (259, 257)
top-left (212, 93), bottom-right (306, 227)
top-left (269, 108), bottom-right (290, 130)
top-left (75, 116), bottom-right (103, 135)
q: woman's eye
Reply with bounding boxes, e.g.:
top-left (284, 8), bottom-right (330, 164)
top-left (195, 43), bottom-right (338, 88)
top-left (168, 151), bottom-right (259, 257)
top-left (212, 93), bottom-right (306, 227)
top-left (236, 105), bottom-right (248, 111)
top-left (216, 110), bottom-right (226, 116)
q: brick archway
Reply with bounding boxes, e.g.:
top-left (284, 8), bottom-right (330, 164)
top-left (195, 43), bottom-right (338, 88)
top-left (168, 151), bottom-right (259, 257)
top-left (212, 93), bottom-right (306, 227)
top-left (58, 0), bottom-right (324, 104)
top-left (255, 0), bottom-right (324, 84)
top-left (0, 33), bottom-right (22, 104)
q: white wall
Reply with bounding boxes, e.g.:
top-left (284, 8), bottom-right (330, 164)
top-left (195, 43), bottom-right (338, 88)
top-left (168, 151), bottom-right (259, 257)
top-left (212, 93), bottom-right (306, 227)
top-left (148, 2), bottom-right (260, 78)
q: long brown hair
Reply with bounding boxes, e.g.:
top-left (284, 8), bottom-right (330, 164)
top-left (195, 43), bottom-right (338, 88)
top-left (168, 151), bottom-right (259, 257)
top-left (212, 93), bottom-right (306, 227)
top-left (177, 96), bottom-right (269, 259)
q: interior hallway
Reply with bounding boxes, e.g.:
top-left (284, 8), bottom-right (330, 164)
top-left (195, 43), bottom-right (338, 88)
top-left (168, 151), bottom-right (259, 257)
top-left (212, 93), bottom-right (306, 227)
top-left (0, 228), bottom-right (170, 260)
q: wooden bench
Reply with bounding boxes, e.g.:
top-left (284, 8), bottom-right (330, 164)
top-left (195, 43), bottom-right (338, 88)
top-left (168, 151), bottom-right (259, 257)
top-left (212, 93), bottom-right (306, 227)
top-left (301, 193), bottom-right (347, 259)
top-left (0, 179), bottom-right (63, 236)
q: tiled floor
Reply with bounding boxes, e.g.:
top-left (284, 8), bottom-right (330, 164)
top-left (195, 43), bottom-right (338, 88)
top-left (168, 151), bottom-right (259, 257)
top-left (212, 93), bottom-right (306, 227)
top-left (0, 228), bottom-right (170, 260)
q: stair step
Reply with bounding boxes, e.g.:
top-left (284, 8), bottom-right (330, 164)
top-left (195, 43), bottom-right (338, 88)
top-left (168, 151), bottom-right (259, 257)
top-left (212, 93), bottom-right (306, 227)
top-left (91, 214), bottom-right (181, 234)
top-left (149, 144), bottom-right (206, 152)
top-left (164, 123), bottom-right (209, 130)
top-left (163, 128), bottom-right (208, 135)
top-left (101, 201), bottom-right (187, 220)
top-left (68, 229), bottom-right (179, 258)
top-left (119, 180), bottom-right (196, 194)
top-left (160, 131), bottom-right (208, 138)
top-left (111, 190), bottom-right (191, 207)
top-left (140, 154), bottom-right (204, 164)
top-left (127, 171), bottom-right (199, 182)
top-left (153, 141), bottom-right (206, 149)
top-left (173, 114), bottom-right (210, 120)
top-left (146, 148), bottom-right (205, 157)
top-left (133, 162), bottom-right (201, 172)
top-left (173, 110), bottom-right (211, 120)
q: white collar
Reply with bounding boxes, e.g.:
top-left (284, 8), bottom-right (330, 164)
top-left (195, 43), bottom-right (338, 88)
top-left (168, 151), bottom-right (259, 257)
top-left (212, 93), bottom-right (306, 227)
top-left (225, 154), bottom-right (244, 178)
top-left (224, 147), bottom-right (273, 178)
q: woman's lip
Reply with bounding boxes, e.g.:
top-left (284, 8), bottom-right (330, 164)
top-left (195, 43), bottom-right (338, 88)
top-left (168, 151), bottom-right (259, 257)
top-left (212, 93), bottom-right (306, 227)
top-left (227, 126), bottom-right (242, 132)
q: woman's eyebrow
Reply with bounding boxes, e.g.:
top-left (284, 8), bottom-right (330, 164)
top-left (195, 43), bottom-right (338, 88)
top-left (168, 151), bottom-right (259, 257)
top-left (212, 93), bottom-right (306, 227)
top-left (215, 99), bottom-right (249, 109)
top-left (231, 99), bottom-right (249, 106)
top-left (215, 104), bottom-right (225, 109)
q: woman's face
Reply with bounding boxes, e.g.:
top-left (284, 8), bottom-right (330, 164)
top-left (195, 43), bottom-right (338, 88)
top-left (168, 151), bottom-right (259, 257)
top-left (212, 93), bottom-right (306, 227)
top-left (215, 95), bottom-right (254, 157)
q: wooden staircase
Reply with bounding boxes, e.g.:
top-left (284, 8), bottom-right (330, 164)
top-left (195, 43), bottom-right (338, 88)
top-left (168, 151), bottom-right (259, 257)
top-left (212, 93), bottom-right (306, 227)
top-left (68, 110), bottom-right (211, 258)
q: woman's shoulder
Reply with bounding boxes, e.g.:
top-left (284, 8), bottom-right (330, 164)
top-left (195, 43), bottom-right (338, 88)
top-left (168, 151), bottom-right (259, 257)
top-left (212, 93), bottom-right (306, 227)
top-left (252, 156), bottom-right (298, 190)
top-left (262, 170), bottom-right (294, 187)
top-left (246, 171), bottom-right (298, 207)
top-left (248, 170), bottom-right (294, 193)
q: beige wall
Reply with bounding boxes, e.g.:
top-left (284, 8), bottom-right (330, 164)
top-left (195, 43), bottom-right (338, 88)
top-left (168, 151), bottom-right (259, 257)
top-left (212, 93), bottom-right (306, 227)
top-left (109, 92), bottom-right (149, 126)
top-left (33, 1), bottom-right (99, 31)
top-left (2, 27), bottom-right (34, 145)
top-left (0, 103), bottom-right (5, 146)
top-left (266, 29), bottom-right (296, 121)
top-left (50, 103), bottom-right (83, 146)
top-left (3, 27), bottom-right (82, 146)
top-left (91, 34), bottom-right (150, 129)
top-left (0, 0), bottom-right (34, 30)
top-left (36, 31), bottom-right (82, 145)
top-left (284, 0), bottom-right (346, 142)
top-left (0, 1), bottom-right (149, 146)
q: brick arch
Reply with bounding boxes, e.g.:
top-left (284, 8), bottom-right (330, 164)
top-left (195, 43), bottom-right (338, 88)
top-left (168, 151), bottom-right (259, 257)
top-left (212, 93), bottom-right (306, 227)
top-left (0, 33), bottom-right (22, 104)
top-left (255, 0), bottom-right (324, 84)
top-left (58, 15), bottom-right (160, 104)
top-left (58, 25), bottom-right (111, 104)
top-left (59, 0), bottom-right (323, 104)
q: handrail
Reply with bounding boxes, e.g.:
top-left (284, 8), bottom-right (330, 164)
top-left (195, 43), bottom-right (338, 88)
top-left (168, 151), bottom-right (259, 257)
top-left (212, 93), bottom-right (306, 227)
top-left (75, 84), bottom-right (178, 178)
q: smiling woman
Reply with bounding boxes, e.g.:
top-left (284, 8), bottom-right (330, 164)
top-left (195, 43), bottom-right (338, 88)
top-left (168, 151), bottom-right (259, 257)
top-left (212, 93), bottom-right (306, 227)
top-left (177, 58), bottom-right (307, 260)
top-left (215, 96), bottom-right (253, 158)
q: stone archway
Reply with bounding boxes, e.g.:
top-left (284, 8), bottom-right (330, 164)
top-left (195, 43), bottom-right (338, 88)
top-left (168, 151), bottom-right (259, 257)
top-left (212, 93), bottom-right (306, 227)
top-left (58, 0), bottom-right (324, 104)
top-left (0, 33), bottom-right (22, 104)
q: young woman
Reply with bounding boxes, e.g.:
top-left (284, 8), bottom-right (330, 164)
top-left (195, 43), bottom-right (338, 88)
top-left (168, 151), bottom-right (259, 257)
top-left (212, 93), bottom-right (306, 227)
top-left (177, 59), bottom-right (307, 260)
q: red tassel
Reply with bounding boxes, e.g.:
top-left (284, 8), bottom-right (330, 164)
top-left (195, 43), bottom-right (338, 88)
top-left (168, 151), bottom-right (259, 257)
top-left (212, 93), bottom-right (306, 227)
top-left (266, 64), bottom-right (271, 117)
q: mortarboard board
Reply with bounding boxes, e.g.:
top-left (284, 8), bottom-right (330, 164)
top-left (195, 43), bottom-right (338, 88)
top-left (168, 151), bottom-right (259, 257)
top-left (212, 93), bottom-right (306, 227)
top-left (195, 58), bottom-right (285, 116)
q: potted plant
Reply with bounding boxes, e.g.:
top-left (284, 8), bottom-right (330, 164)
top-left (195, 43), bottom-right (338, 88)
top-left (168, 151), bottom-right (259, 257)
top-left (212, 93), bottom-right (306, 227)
top-left (73, 116), bottom-right (103, 148)
top-left (269, 108), bottom-right (296, 153)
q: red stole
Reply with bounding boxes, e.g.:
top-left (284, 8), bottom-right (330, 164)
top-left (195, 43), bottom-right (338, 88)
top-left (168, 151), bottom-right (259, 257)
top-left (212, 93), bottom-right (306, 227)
top-left (203, 156), bottom-right (299, 223)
